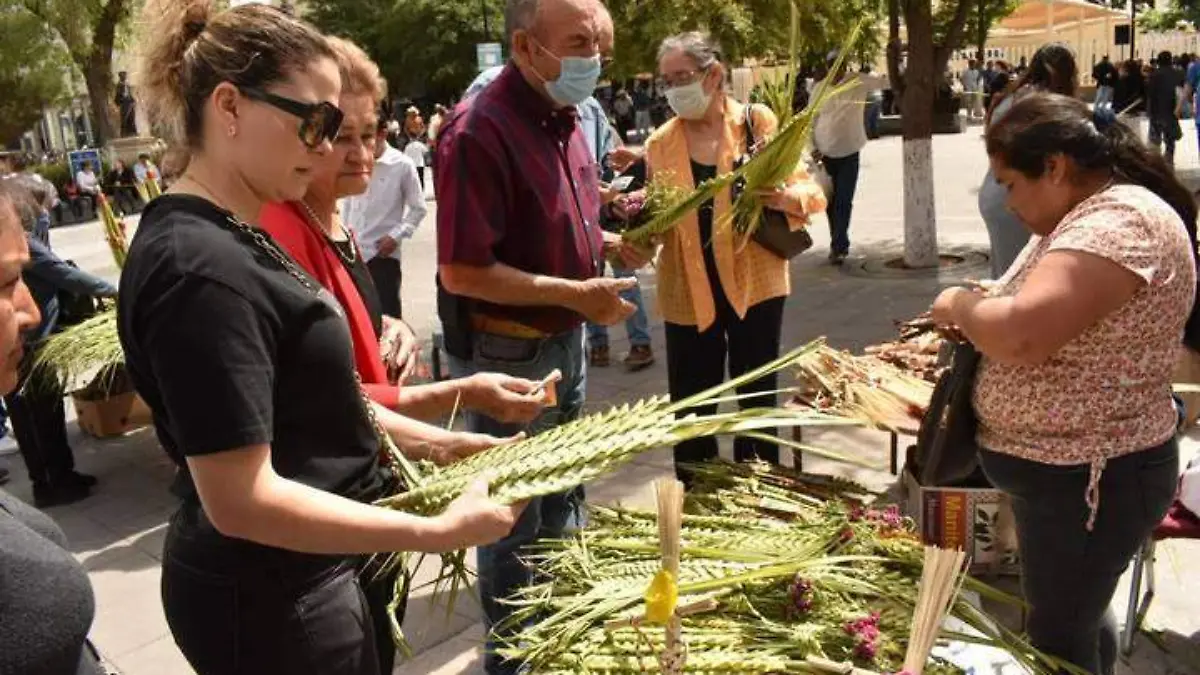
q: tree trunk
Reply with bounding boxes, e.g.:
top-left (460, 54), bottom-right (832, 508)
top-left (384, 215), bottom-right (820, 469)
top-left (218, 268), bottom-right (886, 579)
top-left (886, 0), bottom-right (904, 101)
top-left (901, 0), bottom-right (939, 268)
top-left (83, 61), bottom-right (114, 146)
top-left (975, 0), bottom-right (988, 62)
top-left (78, 0), bottom-right (128, 146)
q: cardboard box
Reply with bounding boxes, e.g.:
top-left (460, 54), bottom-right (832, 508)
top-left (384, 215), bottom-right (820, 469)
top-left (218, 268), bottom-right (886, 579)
top-left (72, 390), bottom-right (152, 439)
top-left (903, 467), bottom-right (1020, 576)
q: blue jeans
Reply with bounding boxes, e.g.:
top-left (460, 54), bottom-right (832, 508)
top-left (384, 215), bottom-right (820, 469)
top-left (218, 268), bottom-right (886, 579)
top-left (586, 263), bottom-right (651, 349)
top-left (979, 168), bottom-right (1031, 278)
top-left (1095, 85), bottom-right (1114, 109)
top-left (446, 328), bottom-right (588, 675)
top-left (822, 152), bottom-right (860, 255)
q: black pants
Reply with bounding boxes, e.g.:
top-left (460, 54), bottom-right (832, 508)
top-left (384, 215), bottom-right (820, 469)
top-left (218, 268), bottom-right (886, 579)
top-left (111, 187), bottom-right (140, 215)
top-left (980, 439), bottom-right (1179, 675)
top-left (358, 561), bottom-right (406, 674)
top-left (665, 296), bottom-right (785, 486)
top-left (367, 257), bottom-right (402, 318)
top-left (162, 528), bottom-right (380, 675)
top-left (3, 354), bottom-right (75, 488)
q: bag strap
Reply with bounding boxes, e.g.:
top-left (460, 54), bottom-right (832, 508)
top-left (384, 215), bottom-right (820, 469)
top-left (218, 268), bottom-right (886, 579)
top-left (743, 103), bottom-right (757, 155)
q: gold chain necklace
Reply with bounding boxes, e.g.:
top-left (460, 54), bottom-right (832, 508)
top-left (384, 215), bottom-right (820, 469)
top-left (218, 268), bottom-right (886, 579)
top-left (298, 200), bottom-right (359, 266)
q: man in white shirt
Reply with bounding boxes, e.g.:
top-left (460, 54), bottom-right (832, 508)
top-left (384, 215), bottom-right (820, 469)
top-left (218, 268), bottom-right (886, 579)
top-left (812, 52), bottom-right (886, 265)
top-left (961, 59), bottom-right (983, 120)
top-left (342, 120), bottom-right (428, 317)
top-left (74, 162), bottom-right (99, 195)
top-left (133, 153), bottom-right (161, 187)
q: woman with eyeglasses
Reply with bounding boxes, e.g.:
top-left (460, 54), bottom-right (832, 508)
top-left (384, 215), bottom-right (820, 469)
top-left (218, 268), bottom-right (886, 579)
top-left (257, 37), bottom-right (554, 673)
top-left (119, 3), bottom-right (524, 673)
top-left (620, 32), bottom-right (826, 486)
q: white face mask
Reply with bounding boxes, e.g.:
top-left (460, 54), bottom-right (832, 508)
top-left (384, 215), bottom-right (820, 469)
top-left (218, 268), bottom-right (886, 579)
top-left (666, 79), bottom-right (713, 120)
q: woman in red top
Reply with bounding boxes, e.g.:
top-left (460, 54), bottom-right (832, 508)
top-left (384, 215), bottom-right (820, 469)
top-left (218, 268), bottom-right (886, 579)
top-left (260, 38), bottom-right (554, 424)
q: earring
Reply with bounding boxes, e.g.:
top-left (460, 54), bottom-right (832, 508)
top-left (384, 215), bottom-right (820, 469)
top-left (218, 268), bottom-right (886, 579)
top-left (228, 124), bottom-right (238, 138)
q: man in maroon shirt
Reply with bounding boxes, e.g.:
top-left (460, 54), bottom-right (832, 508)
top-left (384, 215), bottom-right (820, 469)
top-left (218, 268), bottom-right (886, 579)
top-left (435, 1), bottom-right (646, 672)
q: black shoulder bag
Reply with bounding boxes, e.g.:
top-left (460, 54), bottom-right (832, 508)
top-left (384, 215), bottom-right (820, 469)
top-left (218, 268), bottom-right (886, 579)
top-left (732, 104), bottom-right (814, 260)
top-left (910, 339), bottom-right (983, 486)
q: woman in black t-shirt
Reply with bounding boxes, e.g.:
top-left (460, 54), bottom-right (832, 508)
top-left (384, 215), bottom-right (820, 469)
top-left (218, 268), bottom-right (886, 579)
top-left (120, 3), bottom-right (524, 674)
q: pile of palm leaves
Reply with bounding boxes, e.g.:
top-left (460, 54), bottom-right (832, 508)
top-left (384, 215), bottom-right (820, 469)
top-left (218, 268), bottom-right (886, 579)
top-left (373, 340), bottom-right (871, 654)
top-left (792, 340), bottom-right (934, 430)
top-left (496, 462), bottom-right (1084, 675)
top-left (618, 7), bottom-right (864, 248)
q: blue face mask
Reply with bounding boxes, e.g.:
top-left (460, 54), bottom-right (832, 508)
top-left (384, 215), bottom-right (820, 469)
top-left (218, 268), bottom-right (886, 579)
top-left (532, 40), bottom-right (603, 106)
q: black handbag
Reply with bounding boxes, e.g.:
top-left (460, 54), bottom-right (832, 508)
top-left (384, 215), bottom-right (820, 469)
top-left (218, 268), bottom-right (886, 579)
top-left (732, 104), bottom-right (814, 260)
top-left (911, 339), bottom-right (983, 486)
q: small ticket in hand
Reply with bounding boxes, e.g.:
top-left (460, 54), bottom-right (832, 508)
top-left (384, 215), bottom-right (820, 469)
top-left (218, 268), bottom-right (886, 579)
top-left (530, 371), bottom-right (559, 407)
top-left (610, 175), bottom-right (635, 192)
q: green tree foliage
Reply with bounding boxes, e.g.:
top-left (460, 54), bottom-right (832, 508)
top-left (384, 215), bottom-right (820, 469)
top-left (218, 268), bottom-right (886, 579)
top-left (303, 0), bottom-right (884, 102)
top-left (1138, 0), bottom-right (1199, 32)
top-left (304, 0), bottom-right (502, 104)
top-left (0, 5), bottom-right (70, 145)
top-left (14, 0), bottom-right (136, 145)
top-left (934, 0), bottom-right (1020, 62)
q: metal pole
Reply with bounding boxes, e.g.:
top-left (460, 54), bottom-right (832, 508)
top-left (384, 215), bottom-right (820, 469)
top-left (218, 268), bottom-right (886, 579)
top-left (481, 0), bottom-right (490, 41)
top-left (1130, 0), bottom-right (1137, 61)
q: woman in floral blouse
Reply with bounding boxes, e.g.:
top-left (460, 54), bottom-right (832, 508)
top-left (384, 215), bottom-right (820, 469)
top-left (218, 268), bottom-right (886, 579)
top-left (933, 93), bottom-right (1194, 675)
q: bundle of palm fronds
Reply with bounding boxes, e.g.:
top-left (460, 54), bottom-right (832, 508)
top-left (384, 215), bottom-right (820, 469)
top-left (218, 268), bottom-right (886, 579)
top-left (497, 461), bottom-right (1085, 675)
top-left (618, 8), bottom-right (863, 248)
top-left (95, 193), bottom-right (128, 269)
top-left (727, 12), bottom-right (861, 244)
top-left (29, 309), bottom-right (123, 393)
top-left (792, 340), bottom-right (934, 430)
top-left (377, 340), bottom-right (865, 517)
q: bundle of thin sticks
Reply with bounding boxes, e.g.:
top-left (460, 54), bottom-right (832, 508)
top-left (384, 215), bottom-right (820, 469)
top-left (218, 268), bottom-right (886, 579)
top-left (793, 340), bottom-right (934, 429)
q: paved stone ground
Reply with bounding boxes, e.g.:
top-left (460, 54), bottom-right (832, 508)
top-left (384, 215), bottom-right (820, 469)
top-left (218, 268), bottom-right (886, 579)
top-left (7, 124), bottom-right (1199, 674)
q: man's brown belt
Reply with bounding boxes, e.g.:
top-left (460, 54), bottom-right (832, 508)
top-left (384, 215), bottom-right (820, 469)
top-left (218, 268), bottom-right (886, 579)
top-left (469, 313), bottom-right (551, 340)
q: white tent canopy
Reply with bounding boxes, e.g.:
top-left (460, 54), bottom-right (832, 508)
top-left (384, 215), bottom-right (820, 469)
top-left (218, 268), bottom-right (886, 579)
top-left (998, 0), bottom-right (1128, 36)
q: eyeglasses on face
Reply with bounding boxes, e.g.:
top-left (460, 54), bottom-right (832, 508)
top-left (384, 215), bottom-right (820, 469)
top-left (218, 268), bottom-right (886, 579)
top-left (661, 66), bottom-right (710, 89)
top-left (238, 86), bottom-right (345, 149)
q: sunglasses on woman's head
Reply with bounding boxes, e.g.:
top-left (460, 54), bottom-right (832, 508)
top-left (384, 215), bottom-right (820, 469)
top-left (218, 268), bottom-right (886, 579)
top-left (238, 87), bottom-right (345, 149)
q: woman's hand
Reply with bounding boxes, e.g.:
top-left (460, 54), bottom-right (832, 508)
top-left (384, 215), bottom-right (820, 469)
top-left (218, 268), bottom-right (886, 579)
top-left (607, 146), bottom-right (644, 173)
top-left (381, 316), bottom-right (423, 384)
top-left (612, 190), bottom-right (646, 221)
top-left (462, 371), bottom-right (560, 424)
top-left (602, 231), bottom-right (653, 269)
top-left (431, 429), bottom-right (525, 466)
top-left (753, 186), bottom-right (813, 219)
top-left (430, 478), bottom-right (526, 552)
top-left (931, 286), bottom-right (978, 341)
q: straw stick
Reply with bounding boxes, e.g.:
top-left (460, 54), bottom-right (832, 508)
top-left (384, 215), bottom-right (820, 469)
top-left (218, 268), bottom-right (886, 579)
top-left (902, 546), bottom-right (969, 675)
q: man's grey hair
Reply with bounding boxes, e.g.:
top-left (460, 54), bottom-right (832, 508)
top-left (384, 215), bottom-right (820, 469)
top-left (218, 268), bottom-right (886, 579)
top-left (657, 32), bottom-right (722, 69)
top-left (506, 0), bottom-right (541, 42)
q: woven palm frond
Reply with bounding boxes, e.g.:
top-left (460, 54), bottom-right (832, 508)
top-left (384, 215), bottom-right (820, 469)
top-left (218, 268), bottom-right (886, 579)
top-left (376, 340), bottom-right (864, 516)
top-left (29, 309), bottom-right (124, 393)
